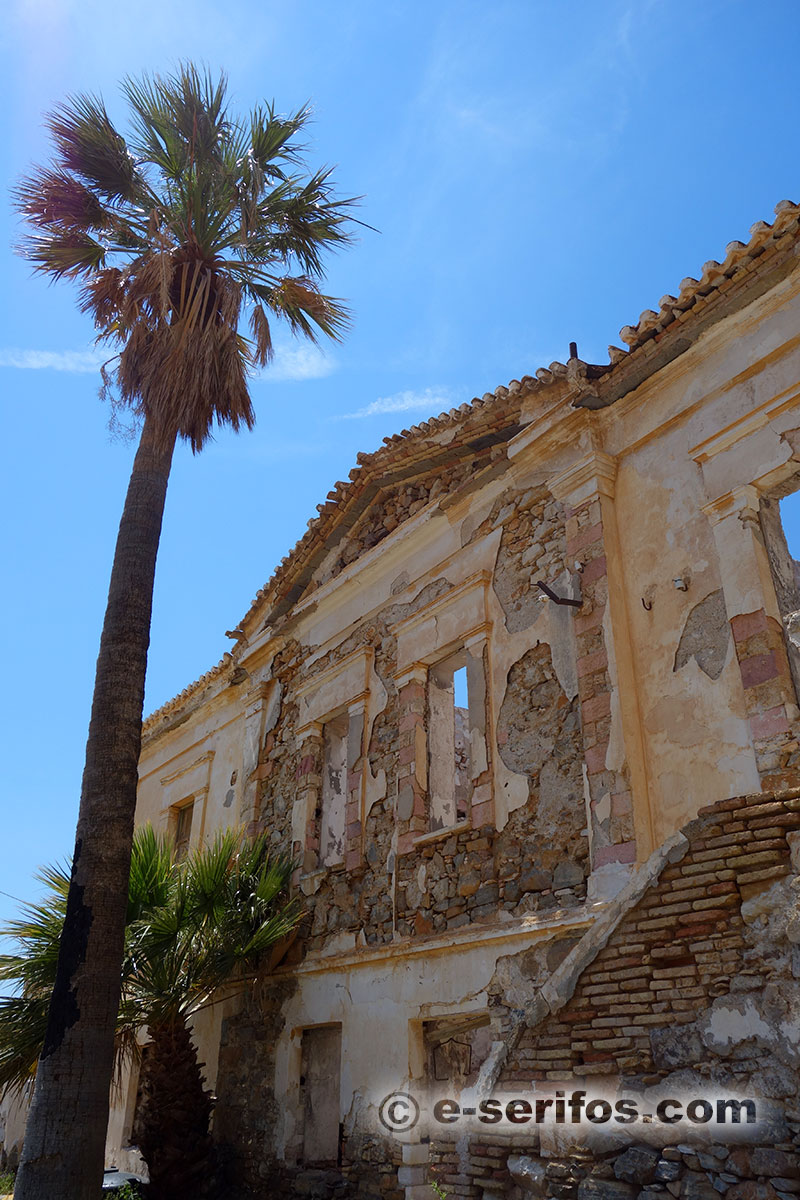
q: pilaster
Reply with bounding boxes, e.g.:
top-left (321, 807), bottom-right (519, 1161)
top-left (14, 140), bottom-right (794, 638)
top-left (550, 451), bottom-right (654, 882)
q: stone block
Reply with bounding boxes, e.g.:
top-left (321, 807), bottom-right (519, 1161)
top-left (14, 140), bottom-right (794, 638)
top-left (650, 1022), bottom-right (704, 1069)
top-left (749, 1151), bottom-right (800, 1181)
top-left (614, 1147), bottom-right (661, 1186)
top-left (679, 1174), bottom-right (718, 1200)
top-left (554, 860), bottom-right (585, 888)
top-left (578, 1178), bottom-right (638, 1200)
top-left (520, 867), bottom-right (552, 893)
top-left (397, 785), bottom-right (415, 822)
top-left (726, 1185), bottom-right (780, 1200)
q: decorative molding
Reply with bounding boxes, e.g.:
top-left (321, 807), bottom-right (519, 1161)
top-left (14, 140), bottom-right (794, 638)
top-left (159, 750), bottom-right (214, 788)
top-left (394, 664), bottom-right (429, 690)
top-left (701, 484), bottom-right (762, 526)
top-left (296, 720), bottom-right (324, 746)
top-left (549, 451), bottom-right (618, 504)
top-left (391, 571), bottom-right (492, 676)
top-left (690, 386), bottom-right (800, 464)
top-left (295, 647), bottom-right (372, 738)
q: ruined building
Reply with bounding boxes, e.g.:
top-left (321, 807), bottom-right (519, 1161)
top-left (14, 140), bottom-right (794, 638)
top-left (102, 200), bottom-right (800, 1197)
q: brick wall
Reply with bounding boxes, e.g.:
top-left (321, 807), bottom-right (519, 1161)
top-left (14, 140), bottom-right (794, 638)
top-left (413, 788), bottom-right (800, 1200)
top-left (503, 788), bottom-right (800, 1082)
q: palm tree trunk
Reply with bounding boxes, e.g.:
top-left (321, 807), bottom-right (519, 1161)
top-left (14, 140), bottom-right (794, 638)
top-left (15, 412), bottom-right (177, 1200)
top-left (135, 1020), bottom-right (215, 1200)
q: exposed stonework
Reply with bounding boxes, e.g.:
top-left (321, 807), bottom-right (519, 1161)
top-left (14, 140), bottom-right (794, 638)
top-left (489, 488), bottom-right (568, 635)
top-left (64, 200), bottom-right (800, 1200)
top-left (213, 975), bottom-right (298, 1193)
top-left (314, 459), bottom-right (481, 589)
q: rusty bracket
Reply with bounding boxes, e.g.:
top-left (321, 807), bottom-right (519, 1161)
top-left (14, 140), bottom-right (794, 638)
top-left (536, 581), bottom-right (582, 608)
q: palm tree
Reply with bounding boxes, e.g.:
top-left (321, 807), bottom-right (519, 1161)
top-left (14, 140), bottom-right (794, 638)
top-left (12, 65), bottom-right (353, 1199)
top-left (0, 826), bottom-right (301, 1200)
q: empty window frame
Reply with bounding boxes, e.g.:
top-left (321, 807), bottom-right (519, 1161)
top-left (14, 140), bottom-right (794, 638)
top-left (428, 650), bottom-right (472, 831)
top-left (172, 800), bottom-right (194, 861)
top-left (319, 714), bottom-right (348, 867)
top-left (422, 1013), bottom-right (492, 1088)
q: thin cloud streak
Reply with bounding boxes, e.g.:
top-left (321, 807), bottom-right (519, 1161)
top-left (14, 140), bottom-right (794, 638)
top-left (335, 387), bottom-right (455, 421)
top-left (251, 342), bottom-right (336, 383)
top-left (0, 347), bottom-right (106, 373)
top-left (0, 342), bottom-right (333, 383)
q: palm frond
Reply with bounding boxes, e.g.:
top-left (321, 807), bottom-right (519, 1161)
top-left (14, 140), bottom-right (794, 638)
top-left (256, 275), bottom-right (351, 343)
top-left (0, 824), bottom-right (302, 1093)
top-left (21, 231), bottom-right (106, 279)
top-left (14, 167), bottom-right (107, 232)
top-left (16, 64), bottom-right (360, 451)
top-left (248, 304), bottom-right (273, 366)
top-left (47, 94), bottom-right (137, 202)
top-left (0, 995), bottom-right (48, 1096)
top-left (127, 824), bottom-right (175, 923)
top-left (248, 103), bottom-right (310, 173)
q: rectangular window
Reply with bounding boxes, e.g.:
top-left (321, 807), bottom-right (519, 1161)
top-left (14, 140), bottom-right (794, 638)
top-left (320, 715), bottom-right (348, 867)
top-left (423, 1013), bottom-right (491, 1087)
top-left (172, 801), bottom-right (194, 861)
top-left (428, 650), bottom-right (472, 831)
top-left (300, 1025), bottom-right (342, 1165)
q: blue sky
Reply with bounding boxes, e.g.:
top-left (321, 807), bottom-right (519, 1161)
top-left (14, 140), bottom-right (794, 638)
top-left (2, 0), bottom-right (800, 924)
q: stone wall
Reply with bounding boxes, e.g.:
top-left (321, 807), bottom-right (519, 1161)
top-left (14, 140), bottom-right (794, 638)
top-left (248, 485), bottom-right (588, 960)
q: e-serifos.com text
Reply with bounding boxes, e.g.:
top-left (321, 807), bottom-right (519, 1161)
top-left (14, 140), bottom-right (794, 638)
top-left (377, 1090), bottom-right (757, 1135)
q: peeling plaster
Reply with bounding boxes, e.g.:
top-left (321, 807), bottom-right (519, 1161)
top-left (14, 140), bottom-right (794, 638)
top-left (703, 998), bottom-right (773, 1049)
top-left (673, 589), bottom-right (730, 680)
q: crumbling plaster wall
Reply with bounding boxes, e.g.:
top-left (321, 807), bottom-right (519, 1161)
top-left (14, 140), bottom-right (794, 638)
top-left (596, 279), bottom-right (800, 845)
top-left (249, 456), bottom-right (594, 958)
top-left (0, 1087), bottom-right (30, 1173)
top-left (110, 263), bottom-right (800, 1192)
top-left (212, 906), bottom-right (596, 1194)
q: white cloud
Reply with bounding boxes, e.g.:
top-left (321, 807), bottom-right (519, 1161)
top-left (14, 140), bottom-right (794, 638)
top-left (251, 342), bottom-right (335, 383)
top-left (0, 347), bottom-right (106, 373)
top-left (336, 388), bottom-right (454, 421)
top-left (0, 341), bottom-right (334, 384)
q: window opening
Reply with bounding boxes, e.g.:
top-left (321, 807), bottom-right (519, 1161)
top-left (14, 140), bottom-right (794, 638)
top-left (429, 651), bottom-right (472, 831)
top-left (173, 802), bottom-right (193, 861)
